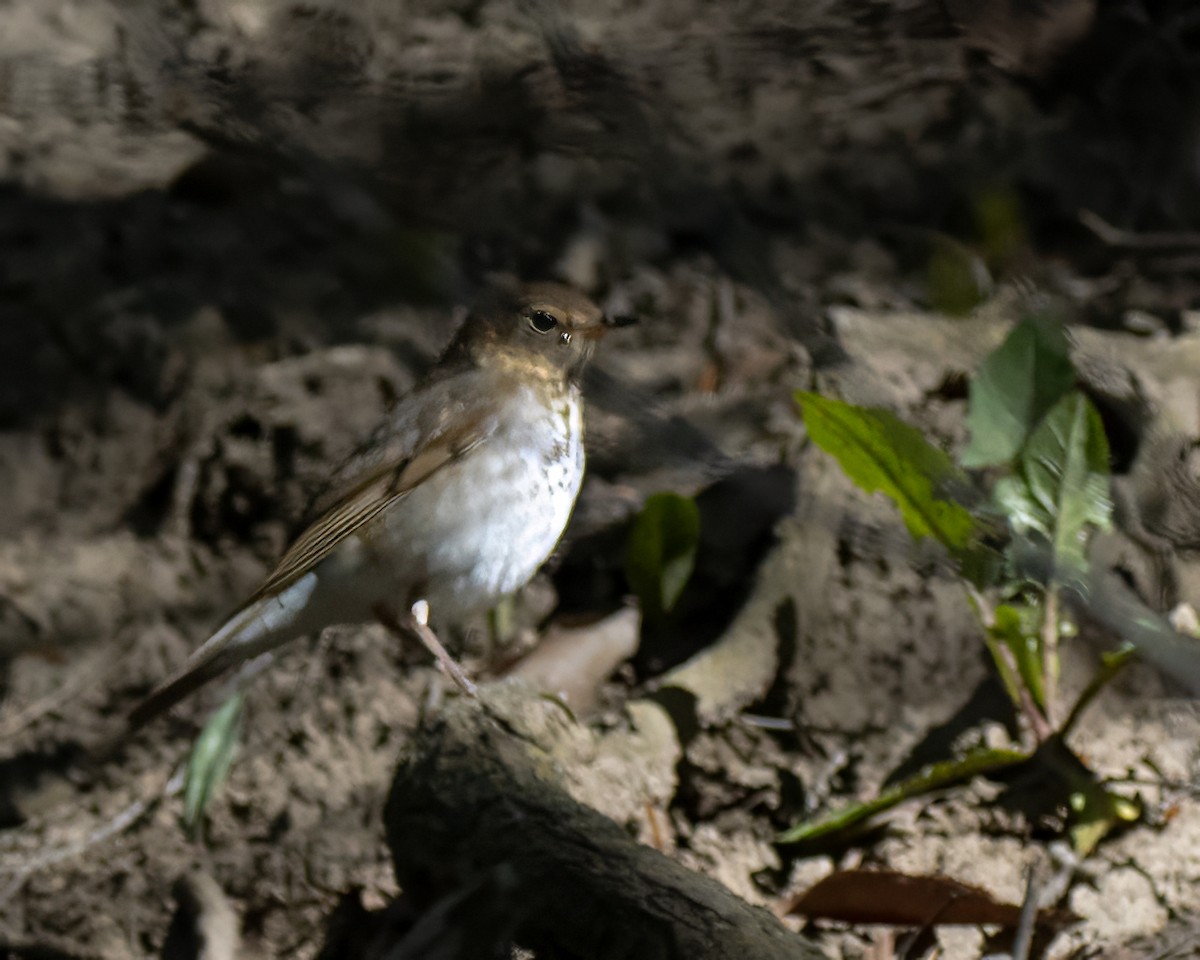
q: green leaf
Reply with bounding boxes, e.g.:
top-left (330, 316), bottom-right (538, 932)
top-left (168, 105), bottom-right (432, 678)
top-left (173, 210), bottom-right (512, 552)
top-left (795, 392), bottom-right (977, 554)
top-left (928, 239), bottom-right (990, 316)
top-left (626, 492), bottom-right (701, 617)
top-left (1069, 785), bottom-right (1141, 857)
top-left (778, 746), bottom-right (1029, 845)
top-left (994, 392), bottom-right (1112, 573)
top-left (183, 693), bottom-right (244, 834)
top-left (962, 318), bottom-right (1075, 468)
top-left (987, 602), bottom-right (1046, 710)
top-left (974, 185), bottom-right (1028, 265)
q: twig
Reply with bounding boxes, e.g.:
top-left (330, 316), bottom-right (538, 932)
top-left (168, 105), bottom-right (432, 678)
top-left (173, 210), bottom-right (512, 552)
top-left (1011, 866), bottom-right (1040, 960)
top-left (1078, 209), bottom-right (1200, 251)
top-left (0, 649), bottom-right (113, 739)
top-left (0, 764), bottom-right (185, 907)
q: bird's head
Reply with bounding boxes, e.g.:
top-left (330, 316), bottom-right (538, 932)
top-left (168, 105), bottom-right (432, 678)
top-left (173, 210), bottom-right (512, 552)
top-left (452, 282), bottom-right (636, 384)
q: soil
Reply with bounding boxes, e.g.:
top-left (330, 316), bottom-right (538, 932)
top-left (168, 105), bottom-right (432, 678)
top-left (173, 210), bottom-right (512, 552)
top-left (3, 1), bottom-right (1200, 958)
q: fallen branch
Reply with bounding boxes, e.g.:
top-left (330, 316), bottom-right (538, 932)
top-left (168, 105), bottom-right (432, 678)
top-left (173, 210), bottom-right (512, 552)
top-left (1078, 209), bottom-right (1200, 251)
top-left (383, 682), bottom-right (821, 960)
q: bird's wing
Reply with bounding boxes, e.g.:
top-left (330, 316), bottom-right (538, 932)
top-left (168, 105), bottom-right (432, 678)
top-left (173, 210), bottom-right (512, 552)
top-left (127, 424), bottom-right (487, 731)
top-left (247, 411), bottom-right (492, 603)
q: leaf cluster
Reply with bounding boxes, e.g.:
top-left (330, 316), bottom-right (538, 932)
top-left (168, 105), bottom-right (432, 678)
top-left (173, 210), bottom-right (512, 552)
top-left (790, 315), bottom-right (1147, 854)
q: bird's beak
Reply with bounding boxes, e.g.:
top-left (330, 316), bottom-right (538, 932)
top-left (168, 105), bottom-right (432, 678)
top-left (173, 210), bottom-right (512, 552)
top-left (581, 314), bottom-right (638, 341)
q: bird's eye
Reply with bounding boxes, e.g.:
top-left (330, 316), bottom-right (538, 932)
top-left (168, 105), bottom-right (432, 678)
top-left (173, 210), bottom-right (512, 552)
top-left (528, 311), bottom-right (558, 334)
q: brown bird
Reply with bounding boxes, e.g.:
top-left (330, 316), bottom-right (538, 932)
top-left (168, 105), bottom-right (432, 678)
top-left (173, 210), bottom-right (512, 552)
top-left (129, 282), bottom-right (634, 728)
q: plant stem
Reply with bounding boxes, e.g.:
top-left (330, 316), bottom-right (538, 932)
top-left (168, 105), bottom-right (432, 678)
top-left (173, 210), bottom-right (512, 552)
top-left (1042, 585), bottom-right (1060, 728)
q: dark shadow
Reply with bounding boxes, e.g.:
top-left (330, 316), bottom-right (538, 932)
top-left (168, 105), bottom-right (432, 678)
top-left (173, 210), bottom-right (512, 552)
top-left (990, 735), bottom-right (1134, 840)
top-left (745, 598), bottom-right (802, 723)
top-left (553, 464), bottom-right (796, 679)
top-left (8, 0), bottom-right (1200, 441)
top-left (883, 661), bottom-right (1021, 788)
top-left (0, 172), bottom-right (460, 429)
top-left (0, 742), bottom-right (88, 829)
top-left (0, 944), bottom-right (91, 960)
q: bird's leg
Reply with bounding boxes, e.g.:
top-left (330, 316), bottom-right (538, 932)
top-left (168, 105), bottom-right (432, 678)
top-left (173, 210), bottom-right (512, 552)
top-left (374, 600), bottom-right (478, 697)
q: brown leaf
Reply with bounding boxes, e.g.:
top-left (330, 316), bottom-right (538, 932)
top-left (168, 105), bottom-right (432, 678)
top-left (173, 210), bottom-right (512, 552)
top-left (783, 869), bottom-right (1077, 929)
top-left (944, 0), bottom-right (1096, 77)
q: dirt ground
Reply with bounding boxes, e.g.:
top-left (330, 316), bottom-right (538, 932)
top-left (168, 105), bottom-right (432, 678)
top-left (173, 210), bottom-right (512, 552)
top-left (3, 1), bottom-right (1200, 957)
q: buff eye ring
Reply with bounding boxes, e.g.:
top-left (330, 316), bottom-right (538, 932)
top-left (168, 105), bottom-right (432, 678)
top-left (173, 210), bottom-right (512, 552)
top-left (528, 311), bottom-right (558, 334)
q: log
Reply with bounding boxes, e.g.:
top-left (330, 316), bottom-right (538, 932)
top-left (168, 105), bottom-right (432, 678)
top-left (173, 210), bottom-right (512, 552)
top-left (383, 682), bottom-right (822, 960)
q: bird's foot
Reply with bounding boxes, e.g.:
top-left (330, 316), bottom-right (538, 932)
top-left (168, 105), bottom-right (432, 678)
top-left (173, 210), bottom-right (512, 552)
top-left (375, 601), bottom-right (478, 697)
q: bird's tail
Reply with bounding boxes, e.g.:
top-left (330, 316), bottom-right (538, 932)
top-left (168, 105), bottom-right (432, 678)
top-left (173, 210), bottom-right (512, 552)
top-left (127, 572), bottom-right (320, 730)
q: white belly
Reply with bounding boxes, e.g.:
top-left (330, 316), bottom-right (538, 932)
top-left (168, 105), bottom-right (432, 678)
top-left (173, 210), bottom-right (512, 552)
top-left (360, 387), bottom-right (584, 620)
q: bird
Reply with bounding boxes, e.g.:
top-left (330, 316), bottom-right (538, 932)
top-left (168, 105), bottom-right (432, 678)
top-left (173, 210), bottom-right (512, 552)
top-left (129, 282), bottom-right (635, 728)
